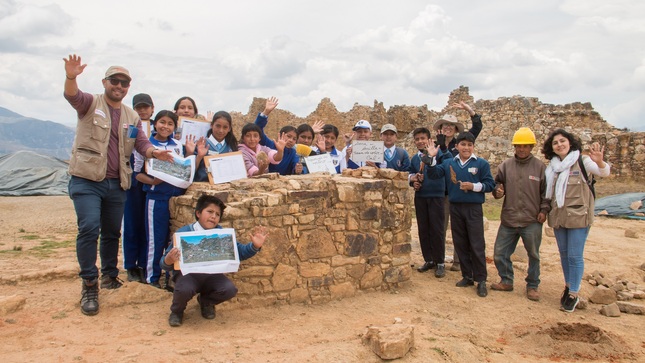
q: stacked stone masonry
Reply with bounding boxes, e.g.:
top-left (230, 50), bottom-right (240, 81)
top-left (170, 168), bottom-right (413, 308)
top-left (228, 86), bottom-right (644, 178)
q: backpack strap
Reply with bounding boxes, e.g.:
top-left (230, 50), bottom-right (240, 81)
top-left (577, 156), bottom-right (596, 199)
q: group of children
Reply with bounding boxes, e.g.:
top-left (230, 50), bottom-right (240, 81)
top-left (123, 93), bottom-right (497, 326)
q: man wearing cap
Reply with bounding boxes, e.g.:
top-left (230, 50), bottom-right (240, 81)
top-left (63, 54), bottom-right (173, 316)
top-left (434, 101), bottom-right (483, 272)
top-left (345, 119), bottom-right (374, 169)
top-left (490, 127), bottom-right (549, 301)
top-left (379, 123), bottom-right (411, 172)
top-left (123, 93), bottom-right (155, 284)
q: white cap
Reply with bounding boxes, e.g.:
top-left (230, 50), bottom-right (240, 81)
top-left (353, 120), bottom-right (372, 131)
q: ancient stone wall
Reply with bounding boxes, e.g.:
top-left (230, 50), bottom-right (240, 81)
top-left (169, 169), bottom-right (412, 308)
top-left (228, 87), bottom-right (644, 178)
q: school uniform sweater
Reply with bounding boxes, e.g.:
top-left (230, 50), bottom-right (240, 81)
top-left (409, 152), bottom-right (445, 198)
top-left (383, 146), bottom-right (411, 172)
top-left (427, 154), bottom-right (495, 204)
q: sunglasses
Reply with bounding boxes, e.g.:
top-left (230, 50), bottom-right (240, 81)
top-left (105, 77), bottom-right (130, 88)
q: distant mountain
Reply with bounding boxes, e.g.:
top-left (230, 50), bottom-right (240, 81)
top-left (0, 107), bottom-right (75, 159)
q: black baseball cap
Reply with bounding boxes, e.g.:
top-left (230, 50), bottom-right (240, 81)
top-left (132, 93), bottom-right (153, 108)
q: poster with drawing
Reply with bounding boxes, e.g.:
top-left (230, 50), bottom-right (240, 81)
top-left (173, 228), bottom-right (240, 274)
top-left (204, 152), bottom-right (247, 184)
top-left (146, 154), bottom-right (195, 189)
top-left (304, 153), bottom-right (337, 174)
top-left (351, 140), bottom-right (384, 163)
top-left (176, 116), bottom-right (211, 145)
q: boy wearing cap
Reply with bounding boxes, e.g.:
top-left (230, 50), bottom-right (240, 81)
top-left (423, 132), bottom-right (495, 297)
top-left (345, 119), bottom-right (373, 169)
top-left (491, 127), bottom-right (549, 301)
top-left (123, 93), bottom-right (155, 283)
top-left (63, 54), bottom-right (173, 316)
top-left (380, 124), bottom-right (411, 172)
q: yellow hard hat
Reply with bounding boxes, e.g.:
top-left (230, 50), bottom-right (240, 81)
top-left (512, 127), bottom-right (537, 145)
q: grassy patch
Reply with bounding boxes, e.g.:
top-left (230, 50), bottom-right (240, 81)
top-left (21, 235), bottom-right (39, 240)
top-left (30, 240), bottom-right (74, 257)
top-left (484, 197), bottom-right (502, 221)
top-left (18, 228), bottom-right (25, 233)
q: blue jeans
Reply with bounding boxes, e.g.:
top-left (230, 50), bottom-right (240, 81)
top-left (553, 226), bottom-right (590, 294)
top-left (69, 176), bottom-right (126, 279)
top-left (493, 223), bottom-right (542, 289)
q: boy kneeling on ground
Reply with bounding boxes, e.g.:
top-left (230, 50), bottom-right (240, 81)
top-left (161, 195), bottom-right (268, 326)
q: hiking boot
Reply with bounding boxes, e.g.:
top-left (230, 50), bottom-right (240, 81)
top-left (416, 261), bottom-right (435, 272)
top-left (455, 278), bottom-right (474, 287)
top-left (100, 275), bottom-right (123, 289)
top-left (477, 281), bottom-right (488, 297)
top-left (490, 282), bottom-right (514, 291)
top-left (449, 262), bottom-right (461, 271)
top-left (197, 294), bottom-right (216, 320)
top-left (168, 312), bottom-right (183, 327)
top-left (560, 286), bottom-right (570, 307)
top-left (127, 268), bottom-right (143, 283)
top-left (527, 287), bottom-right (540, 301)
top-left (561, 294), bottom-right (579, 313)
top-left (434, 264), bottom-right (446, 278)
top-left (80, 278), bottom-right (99, 316)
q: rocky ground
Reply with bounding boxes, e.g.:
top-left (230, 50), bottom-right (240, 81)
top-left (0, 179), bottom-right (644, 363)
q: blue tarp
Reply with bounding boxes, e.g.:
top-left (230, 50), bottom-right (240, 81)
top-left (594, 193), bottom-right (645, 220)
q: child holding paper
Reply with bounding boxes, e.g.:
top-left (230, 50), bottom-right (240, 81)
top-left (135, 110), bottom-right (186, 288)
top-left (192, 111), bottom-right (239, 182)
top-left (238, 123), bottom-right (287, 177)
top-left (161, 195), bottom-right (268, 327)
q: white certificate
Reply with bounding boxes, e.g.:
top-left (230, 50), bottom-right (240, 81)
top-left (204, 152), bottom-right (247, 184)
top-left (177, 116), bottom-right (211, 145)
top-left (146, 154), bottom-right (195, 189)
top-left (304, 153), bottom-right (337, 174)
top-left (173, 228), bottom-right (240, 275)
top-left (351, 140), bottom-right (384, 163)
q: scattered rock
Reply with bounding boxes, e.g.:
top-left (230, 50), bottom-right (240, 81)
top-left (611, 283), bottom-right (625, 292)
top-left (588, 279), bottom-right (598, 286)
top-left (599, 303), bottom-right (621, 317)
top-left (633, 291), bottom-right (645, 299)
top-left (616, 291), bottom-right (634, 301)
top-left (624, 229), bottom-right (639, 239)
top-left (577, 297), bottom-right (588, 310)
top-left (629, 200), bottom-right (642, 210)
top-left (598, 277), bottom-right (613, 288)
top-left (627, 282), bottom-right (637, 290)
top-left (0, 295), bottom-right (26, 316)
top-left (362, 324), bottom-right (414, 360)
top-left (592, 270), bottom-right (605, 278)
top-left (597, 209), bottom-right (609, 215)
top-left (640, 263), bottom-right (645, 271)
top-left (589, 287), bottom-right (617, 305)
top-left (616, 301), bottom-right (645, 315)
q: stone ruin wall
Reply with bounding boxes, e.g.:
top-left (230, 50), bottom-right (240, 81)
top-left (227, 86), bottom-right (645, 179)
top-left (169, 168), bottom-right (413, 308)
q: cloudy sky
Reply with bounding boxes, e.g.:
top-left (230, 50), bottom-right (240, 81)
top-left (1, 0), bottom-right (644, 130)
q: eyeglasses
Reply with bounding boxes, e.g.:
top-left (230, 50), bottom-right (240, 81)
top-left (105, 77), bottom-right (130, 88)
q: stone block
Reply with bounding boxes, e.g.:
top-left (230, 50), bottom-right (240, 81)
top-left (360, 266), bottom-right (383, 289)
top-left (272, 264), bottom-right (298, 291)
top-left (616, 301), bottom-right (645, 314)
top-left (345, 233), bottom-right (378, 257)
top-left (331, 255), bottom-right (360, 267)
top-left (589, 287), bottom-right (617, 304)
top-left (599, 303), bottom-right (621, 317)
top-left (299, 262), bottom-right (331, 278)
top-left (384, 265), bottom-right (411, 283)
top-left (617, 291), bottom-right (634, 301)
top-left (308, 276), bottom-right (334, 287)
top-left (392, 243), bottom-right (412, 255)
top-left (296, 230), bottom-right (337, 260)
top-left (289, 288), bottom-right (310, 304)
top-left (298, 214), bottom-right (315, 224)
top-left (0, 295), bottom-right (26, 316)
top-left (329, 282), bottom-right (356, 300)
top-left (624, 229), bottom-right (639, 238)
top-left (235, 266), bottom-right (274, 278)
top-left (362, 324), bottom-right (414, 360)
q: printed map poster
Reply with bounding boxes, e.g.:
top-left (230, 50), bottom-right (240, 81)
top-left (173, 228), bottom-right (240, 274)
top-left (304, 153), bottom-right (337, 174)
top-left (204, 152), bottom-right (247, 184)
top-left (146, 154), bottom-right (195, 189)
top-left (351, 140), bottom-right (384, 163)
top-left (176, 116), bottom-right (211, 145)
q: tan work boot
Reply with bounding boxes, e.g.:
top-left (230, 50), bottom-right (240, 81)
top-left (490, 281), bottom-right (514, 291)
top-left (527, 287), bottom-right (540, 301)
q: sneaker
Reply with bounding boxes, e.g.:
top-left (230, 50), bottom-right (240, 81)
top-left (434, 264), bottom-right (446, 278)
top-left (168, 312), bottom-right (183, 327)
top-left (449, 262), bottom-right (461, 271)
top-left (561, 294), bottom-right (579, 313)
top-left (477, 281), bottom-right (488, 297)
top-left (100, 275), bottom-right (123, 289)
top-left (560, 286), bottom-right (570, 306)
top-left (490, 282), bottom-right (514, 291)
top-left (416, 261), bottom-right (435, 272)
top-left (526, 287), bottom-right (540, 301)
top-left (455, 278), bottom-right (474, 287)
top-left (197, 294), bottom-right (216, 319)
top-left (127, 268), bottom-right (143, 283)
top-left (80, 278), bottom-right (99, 316)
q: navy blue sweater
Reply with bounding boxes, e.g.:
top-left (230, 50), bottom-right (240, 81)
top-left (426, 155), bottom-right (495, 204)
top-left (255, 114), bottom-right (299, 175)
top-left (409, 152), bottom-right (445, 198)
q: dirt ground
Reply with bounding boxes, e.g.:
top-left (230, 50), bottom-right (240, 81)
top-left (1, 180), bottom-right (644, 363)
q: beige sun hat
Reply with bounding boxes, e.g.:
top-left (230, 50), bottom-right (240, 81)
top-left (432, 114), bottom-right (465, 133)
